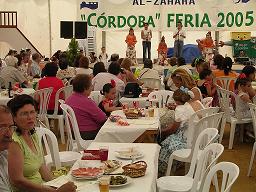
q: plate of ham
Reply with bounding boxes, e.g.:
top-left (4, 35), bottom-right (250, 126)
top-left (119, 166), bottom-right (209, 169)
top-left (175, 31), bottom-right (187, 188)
top-left (71, 167), bottom-right (104, 180)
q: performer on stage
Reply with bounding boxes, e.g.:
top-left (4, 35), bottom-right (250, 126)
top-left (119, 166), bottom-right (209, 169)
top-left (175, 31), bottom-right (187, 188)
top-left (173, 21), bottom-right (186, 58)
top-left (125, 28), bottom-right (138, 65)
top-left (99, 46), bottom-right (108, 66)
top-left (141, 22), bottom-right (152, 62)
top-left (157, 36), bottom-right (168, 66)
top-left (196, 31), bottom-right (215, 62)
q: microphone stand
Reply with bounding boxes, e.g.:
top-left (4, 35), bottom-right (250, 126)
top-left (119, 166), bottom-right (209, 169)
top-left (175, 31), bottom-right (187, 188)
top-left (177, 30), bottom-right (180, 58)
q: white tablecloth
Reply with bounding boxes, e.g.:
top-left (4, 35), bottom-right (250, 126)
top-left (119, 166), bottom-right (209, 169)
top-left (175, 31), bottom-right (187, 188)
top-left (94, 110), bottom-right (159, 143)
top-left (120, 97), bottom-right (149, 108)
top-left (45, 142), bottom-right (160, 192)
top-left (0, 88), bottom-right (35, 105)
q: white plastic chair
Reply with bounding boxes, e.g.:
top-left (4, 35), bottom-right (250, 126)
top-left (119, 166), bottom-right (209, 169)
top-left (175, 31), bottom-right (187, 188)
top-left (89, 91), bottom-right (104, 105)
top-left (60, 103), bottom-right (92, 152)
top-left (36, 127), bottom-right (81, 170)
top-left (157, 129), bottom-right (224, 192)
top-left (141, 78), bottom-right (162, 90)
top-left (148, 90), bottom-right (174, 108)
top-left (218, 87), bottom-right (252, 149)
top-left (47, 85), bottom-right (73, 144)
top-left (201, 97), bottom-right (213, 108)
top-left (247, 103), bottom-right (256, 176)
top-left (166, 112), bottom-right (223, 176)
top-left (215, 77), bottom-right (236, 91)
top-left (200, 162), bottom-right (239, 192)
top-left (33, 87), bottom-right (53, 129)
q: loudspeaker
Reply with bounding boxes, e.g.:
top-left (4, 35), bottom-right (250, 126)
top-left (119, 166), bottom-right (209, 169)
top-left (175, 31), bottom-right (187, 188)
top-left (60, 21), bottom-right (73, 39)
top-left (75, 22), bottom-right (87, 39)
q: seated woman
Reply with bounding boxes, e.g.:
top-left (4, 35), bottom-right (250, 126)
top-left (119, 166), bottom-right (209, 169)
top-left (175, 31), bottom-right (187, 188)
top-left (234, 74), bottom-right (252, 119)
top-left (197, 69), bottom-right (218, 106)
top-left (158, 88), bottom-right (204, 176)
top-left (191, 58), bottom-right (209, 80)
top-left (7, 94), bottom-right (77, 192)
top-left (76, 56), bottom-right (93, 75)
top-left (241, 65), bottom-right (256, 99)
top-left (66, 74), bottom-right (107, 140)
top-left (99, 80), bottom-right (122, 116)
top-left (171, 68), bottom-right (202, 101)
top-left (93, 62), bottom-right (107, 77)
top-left (37, 62), bottom-right (64, 114)
top-left (213, 56), bottom-right (238, 91)
top-left (139, 58), bottom-right (160, 80)
top-left (121, 58), bottom-right (143, 85)
top-left (56, 57), bottom-right (76, 80)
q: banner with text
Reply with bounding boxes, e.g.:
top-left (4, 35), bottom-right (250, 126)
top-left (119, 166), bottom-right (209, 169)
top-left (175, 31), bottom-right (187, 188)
top-left (77, 0), bottom-right (256, 31)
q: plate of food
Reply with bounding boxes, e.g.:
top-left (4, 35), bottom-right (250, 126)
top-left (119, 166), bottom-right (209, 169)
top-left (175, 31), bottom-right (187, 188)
top-left (103, 160), bottom-right (122, 174)
top-left (109, 175), bottom-right (132, 187)
top-left (115, 148), bottom-right (143, 160)
top-left (71, 167), bottom-right (104, 180)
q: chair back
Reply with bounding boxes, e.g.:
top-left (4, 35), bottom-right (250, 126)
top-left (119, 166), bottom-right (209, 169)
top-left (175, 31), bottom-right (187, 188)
top-left (186, 128), bottom-right (220, 180)
top-left (89, 91), bottom-right (104, 105)
top-left (200, 162), bottom-right (239, 192)
top-left (193, 113), bottom-right (223, 146)
top-left (201, 97), bottom-right (213, 108)
top-left (141, 78), bottom-right (162, 90)
top-left (217, 87), bottom-right (236, 121)
top-left (67, 77), bottom-right (74, 86)
top-left (215, 77), bottom-right (236, 91)
top-left (36, 127), bottom-right (61, 170)
top-left (51, 85), bottom-right (73, 116)
top-left (249, 103), bottom-right (256, 138)
top-left (187, 109), bottom-right (222, 148)
top-left (33, 87), bottom-right (53, 122)
top-left (190, 143), bottom-right (224, 192)
top-left (60, 103), bottom-right (84, 151)
top-left (253, 95), bottom-right (256, 104)
top-left (148, 90), bottom-right (174, 108)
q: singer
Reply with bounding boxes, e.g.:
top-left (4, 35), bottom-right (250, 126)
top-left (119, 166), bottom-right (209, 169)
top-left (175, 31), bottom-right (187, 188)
top-left (141, 22), bottom-right (152, 62)
top-left (173, 21), bottom-right (186, 58)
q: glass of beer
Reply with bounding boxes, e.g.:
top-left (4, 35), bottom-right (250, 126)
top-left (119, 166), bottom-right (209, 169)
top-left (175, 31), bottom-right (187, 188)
top-left (148, 108), bottom-right (155, 117)
top-left (98, 176), bottom-right (110, 192)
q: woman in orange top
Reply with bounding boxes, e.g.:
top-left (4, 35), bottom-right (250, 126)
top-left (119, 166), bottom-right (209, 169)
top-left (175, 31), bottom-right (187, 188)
top-left (157, 36), bottom-right (168, 65)
top-left (213, 57), bottom-right (238, 91)
top-left (125, 28), bottom-right (137, 65)
top-left (196, 31), bottom-right (215, 62)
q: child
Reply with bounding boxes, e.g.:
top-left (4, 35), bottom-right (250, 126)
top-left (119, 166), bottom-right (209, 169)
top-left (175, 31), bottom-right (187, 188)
top-left (99, 47), bottom-right (108, 66)
top-left (99, 80), bottom-right (122, 116)
top-left (125, 28), bottom-right (137, 65)
top-left (235, 73), bottom-right (252, 119)
top-left (158, 86), bottom-right (204, 176)
top-left (157, 36), bottom-right (168, 66)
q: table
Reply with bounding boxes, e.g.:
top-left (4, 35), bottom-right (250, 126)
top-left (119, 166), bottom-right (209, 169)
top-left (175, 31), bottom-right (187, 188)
top-left (94, 110), bottom-right (159, 143)
top-left (45, 142), bottom-right (160, 192)
top-left (0, 88), bottom-right (35, 105)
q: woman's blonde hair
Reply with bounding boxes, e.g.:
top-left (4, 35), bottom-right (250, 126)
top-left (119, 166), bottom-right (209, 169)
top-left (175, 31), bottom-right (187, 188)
top-left (121, 58), bottom-right (133, 70)
top-left (171, 68), bottom-right (196, 89)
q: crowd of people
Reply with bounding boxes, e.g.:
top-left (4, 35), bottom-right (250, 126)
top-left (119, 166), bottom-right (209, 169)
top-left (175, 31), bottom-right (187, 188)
top-left (0, 40), bottom-right (255, 191)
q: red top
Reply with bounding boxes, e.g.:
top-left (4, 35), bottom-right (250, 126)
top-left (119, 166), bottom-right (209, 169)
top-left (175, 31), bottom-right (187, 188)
top-left (157, 42), bottom-right (168, 54)
top-left (125, 35), bottom-right (137, 47)
top-left (38, 77), bottom-right (64, 111)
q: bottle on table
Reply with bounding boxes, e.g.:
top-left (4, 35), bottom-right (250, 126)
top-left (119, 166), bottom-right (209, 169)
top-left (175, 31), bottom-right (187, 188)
top-left (8, 82), bottom-right (13, 98)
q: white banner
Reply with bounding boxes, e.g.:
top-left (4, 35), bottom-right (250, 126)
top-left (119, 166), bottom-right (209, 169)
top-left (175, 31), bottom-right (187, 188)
top-left (77, 0), bottom-right (256, 31)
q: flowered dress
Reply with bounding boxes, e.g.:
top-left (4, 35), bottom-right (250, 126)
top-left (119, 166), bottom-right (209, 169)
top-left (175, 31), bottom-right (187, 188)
top-left (235, 91), bottom-right (251, 119)
top-left (157, 42), bottom-right (168, 66)
top-left (98, 98), bottom-right (114, 117)
top-left (125, 34), bottom-right (138, 65)
top-left (158, 102), bottom-right (199, 176)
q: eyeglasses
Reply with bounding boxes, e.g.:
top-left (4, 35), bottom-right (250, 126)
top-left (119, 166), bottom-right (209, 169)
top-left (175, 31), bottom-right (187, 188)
top-left (18, 110), bottom-right (37, 118)
top-left (0, 125), bottom-right (17, 133)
